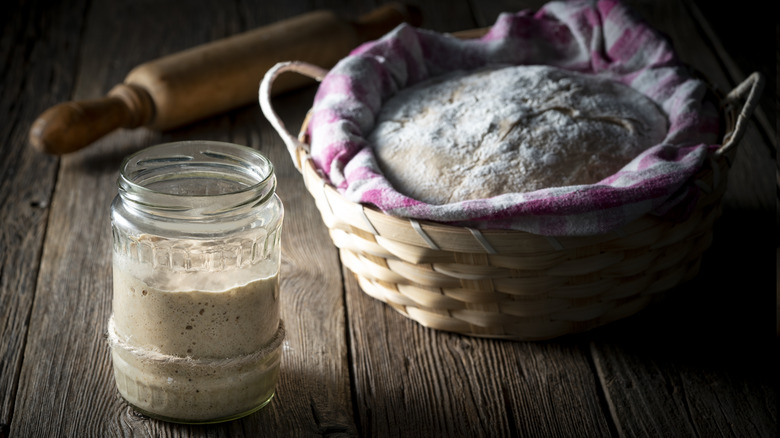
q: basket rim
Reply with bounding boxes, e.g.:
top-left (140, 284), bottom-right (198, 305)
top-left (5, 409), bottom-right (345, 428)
top-left (258, 62), bottom-right (762, 255)
top-left (294, 118), bottom-right (731, 256)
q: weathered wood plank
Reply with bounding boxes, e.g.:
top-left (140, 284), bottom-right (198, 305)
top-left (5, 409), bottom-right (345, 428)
top-left (587, 1), bottom-right (777, 436)
top-left (590, 313), bottom-right (777, 437)
top-left (588, 230), bottom-right (777, 436)
top-left (0, 0), bottom-right (88, 435)
top-left (9, 1), bottom-right (354, 436)
top-left (346, 273), bottom-right (614, 437)
top-left (227, 87), bottom-right (358, 436)
top-left (3, 0), bottom-right (775, 437)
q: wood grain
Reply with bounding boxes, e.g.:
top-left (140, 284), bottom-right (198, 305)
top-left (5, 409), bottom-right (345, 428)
top-left (587, 2), bottom-right (777, 436)
top-left (7, 0), bottom-right (169, 433)
top-left (0, 0), bottom-right (87, 435)
top-left (345, 272), bottom-right (615, 436)
top-left (1, 0), bottom-right (775, 437)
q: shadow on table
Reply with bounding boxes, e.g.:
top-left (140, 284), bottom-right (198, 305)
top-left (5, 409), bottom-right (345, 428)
top-left (583, 205), bottom-right (777, 379)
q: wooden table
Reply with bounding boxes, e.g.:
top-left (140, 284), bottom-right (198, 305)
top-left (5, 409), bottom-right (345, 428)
top-left (1, 0), bottom-right (776, 436)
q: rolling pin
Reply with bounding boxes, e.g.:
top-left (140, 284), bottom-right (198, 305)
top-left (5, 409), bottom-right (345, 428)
top-left (29, 3), bottom-right (422, 155)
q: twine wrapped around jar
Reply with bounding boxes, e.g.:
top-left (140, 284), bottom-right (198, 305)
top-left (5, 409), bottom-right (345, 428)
top-left (107, 317), bottom-right (285, 367)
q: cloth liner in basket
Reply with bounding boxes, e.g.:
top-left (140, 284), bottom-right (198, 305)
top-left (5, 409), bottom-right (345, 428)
top-left (260, 0), bottom-right (763, 340)
top-left (303, 0), bottom-right (721, 236)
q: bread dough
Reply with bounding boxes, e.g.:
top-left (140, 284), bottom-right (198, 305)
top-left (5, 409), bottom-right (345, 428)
top-left (367, 65), bottom-right (668, 204)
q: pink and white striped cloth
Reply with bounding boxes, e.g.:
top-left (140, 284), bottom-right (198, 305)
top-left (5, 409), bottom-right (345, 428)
top-left (306, 0), bottom-right (720, 236)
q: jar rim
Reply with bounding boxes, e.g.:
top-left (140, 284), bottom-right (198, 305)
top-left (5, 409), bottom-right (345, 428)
top-left (117, 141), bottom-right (276, 218)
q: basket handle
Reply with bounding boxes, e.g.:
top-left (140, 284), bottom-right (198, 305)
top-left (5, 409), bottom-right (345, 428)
top-left (715, 72), bottom-right (765, 158)
top-left (259, 61), bottom-right (329, 171)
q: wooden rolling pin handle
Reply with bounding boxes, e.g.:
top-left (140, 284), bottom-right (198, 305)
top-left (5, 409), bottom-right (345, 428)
top-left (29, 4), bottom-right (422, 156)
top-left (29, 83), bottom-right (154, 155)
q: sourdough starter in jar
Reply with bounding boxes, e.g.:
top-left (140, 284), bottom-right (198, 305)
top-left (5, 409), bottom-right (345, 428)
top-left (109, 141), bottom-right (284, 424)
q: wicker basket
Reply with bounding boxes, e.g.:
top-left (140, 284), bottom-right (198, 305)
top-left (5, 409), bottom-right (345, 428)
top-left (260, 61), bottom-right (764, 340)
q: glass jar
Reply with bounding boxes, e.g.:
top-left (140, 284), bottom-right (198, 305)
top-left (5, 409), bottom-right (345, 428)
top-left (108, 141), bottom-right (284, 424)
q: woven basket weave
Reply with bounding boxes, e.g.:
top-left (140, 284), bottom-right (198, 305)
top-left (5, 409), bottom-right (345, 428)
top-left (260, 61), bottom-right (763, 340)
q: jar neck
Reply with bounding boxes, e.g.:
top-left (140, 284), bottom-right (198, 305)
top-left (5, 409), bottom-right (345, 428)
top-left (118, 141), bottom-right (276, 221)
